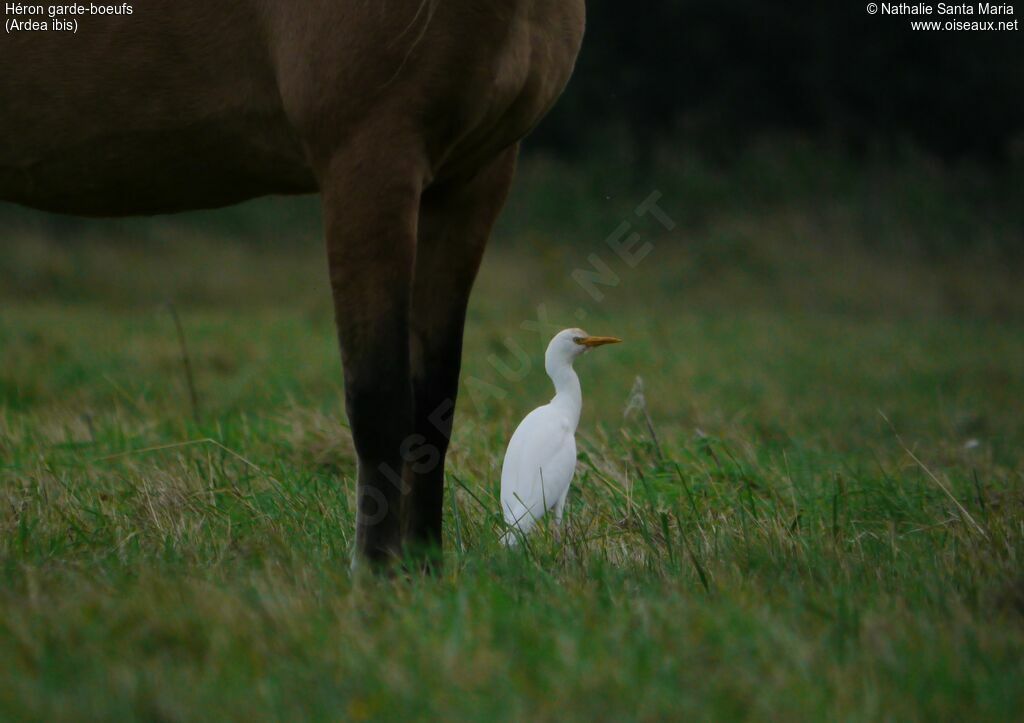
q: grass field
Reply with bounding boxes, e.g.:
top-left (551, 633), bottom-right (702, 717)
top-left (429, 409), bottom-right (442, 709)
top-left (1, 145), bottom-right (1023, 720)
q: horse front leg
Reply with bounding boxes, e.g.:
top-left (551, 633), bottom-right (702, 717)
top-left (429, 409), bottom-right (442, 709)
top-left (320, 142), bottom-right (424, 568)
top-left (404, 146), bottom-right (520, 567)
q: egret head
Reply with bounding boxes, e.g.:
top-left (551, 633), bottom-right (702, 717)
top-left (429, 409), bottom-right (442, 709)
top-left (545, 328), bottom-right (622, 373)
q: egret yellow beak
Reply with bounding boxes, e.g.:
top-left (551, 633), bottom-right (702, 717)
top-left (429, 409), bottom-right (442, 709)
top-left (575, 335), bottom-right (622, 347)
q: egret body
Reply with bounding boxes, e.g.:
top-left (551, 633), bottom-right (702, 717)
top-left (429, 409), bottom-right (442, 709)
top-left (500, 329), bottom-right (621, 543)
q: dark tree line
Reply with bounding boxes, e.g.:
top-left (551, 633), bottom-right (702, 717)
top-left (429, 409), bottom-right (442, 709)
top-left (533, 1), bottom-right (1024, 159)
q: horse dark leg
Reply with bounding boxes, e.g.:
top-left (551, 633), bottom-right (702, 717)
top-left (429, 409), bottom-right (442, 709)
top-left (320, 143), bottom-right (424, 567)
top-left (404, 146), bottom-right (520, 566)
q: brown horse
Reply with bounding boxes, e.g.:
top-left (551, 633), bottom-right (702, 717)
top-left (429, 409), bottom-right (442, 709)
top-left (0, 1), bottom-right (585, 567)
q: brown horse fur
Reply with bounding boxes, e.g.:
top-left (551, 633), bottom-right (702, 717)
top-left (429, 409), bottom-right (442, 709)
top-left (0, 0), bottom-right (586, 567)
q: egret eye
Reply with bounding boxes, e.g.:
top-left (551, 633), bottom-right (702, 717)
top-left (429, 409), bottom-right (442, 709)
top-left (573, 337), bottom-right (586, 345)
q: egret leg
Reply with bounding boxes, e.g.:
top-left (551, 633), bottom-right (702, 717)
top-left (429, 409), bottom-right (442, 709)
top-left (404, 146), bottom-right (520, 567)
top-left (554, 487), bottom-right (569, 527)
top-left (320, 132), bottom-right (425, 568)
top-left (553, 486), bottom-right (571, 549)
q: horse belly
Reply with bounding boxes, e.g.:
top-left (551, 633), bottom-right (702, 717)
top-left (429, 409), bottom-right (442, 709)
top-left (0, 2), bottom-right (315, 215)
top-left (0, 119), bottom-right (316, 216)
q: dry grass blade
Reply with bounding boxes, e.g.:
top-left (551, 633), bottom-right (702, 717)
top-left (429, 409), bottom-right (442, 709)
top-left (879, 410), bottom-right (988, 539)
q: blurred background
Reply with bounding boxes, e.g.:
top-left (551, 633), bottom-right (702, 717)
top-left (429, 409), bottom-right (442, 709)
top-left (540, 1), bottom-right (1024, 160)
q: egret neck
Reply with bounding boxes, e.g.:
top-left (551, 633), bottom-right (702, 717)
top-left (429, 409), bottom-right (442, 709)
top-left (545, 342), bottom-right (584, 432)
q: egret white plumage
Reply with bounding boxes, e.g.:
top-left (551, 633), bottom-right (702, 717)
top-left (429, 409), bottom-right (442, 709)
top-left (500, 328), bottom-right (621, 544)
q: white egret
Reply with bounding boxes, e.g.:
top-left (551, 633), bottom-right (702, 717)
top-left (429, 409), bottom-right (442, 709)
top-left (500, 328), bottom-right (621, 544)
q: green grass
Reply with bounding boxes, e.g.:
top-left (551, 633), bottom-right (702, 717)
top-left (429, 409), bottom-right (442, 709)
top-left (1, 147), bottom-right (1023, 720)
